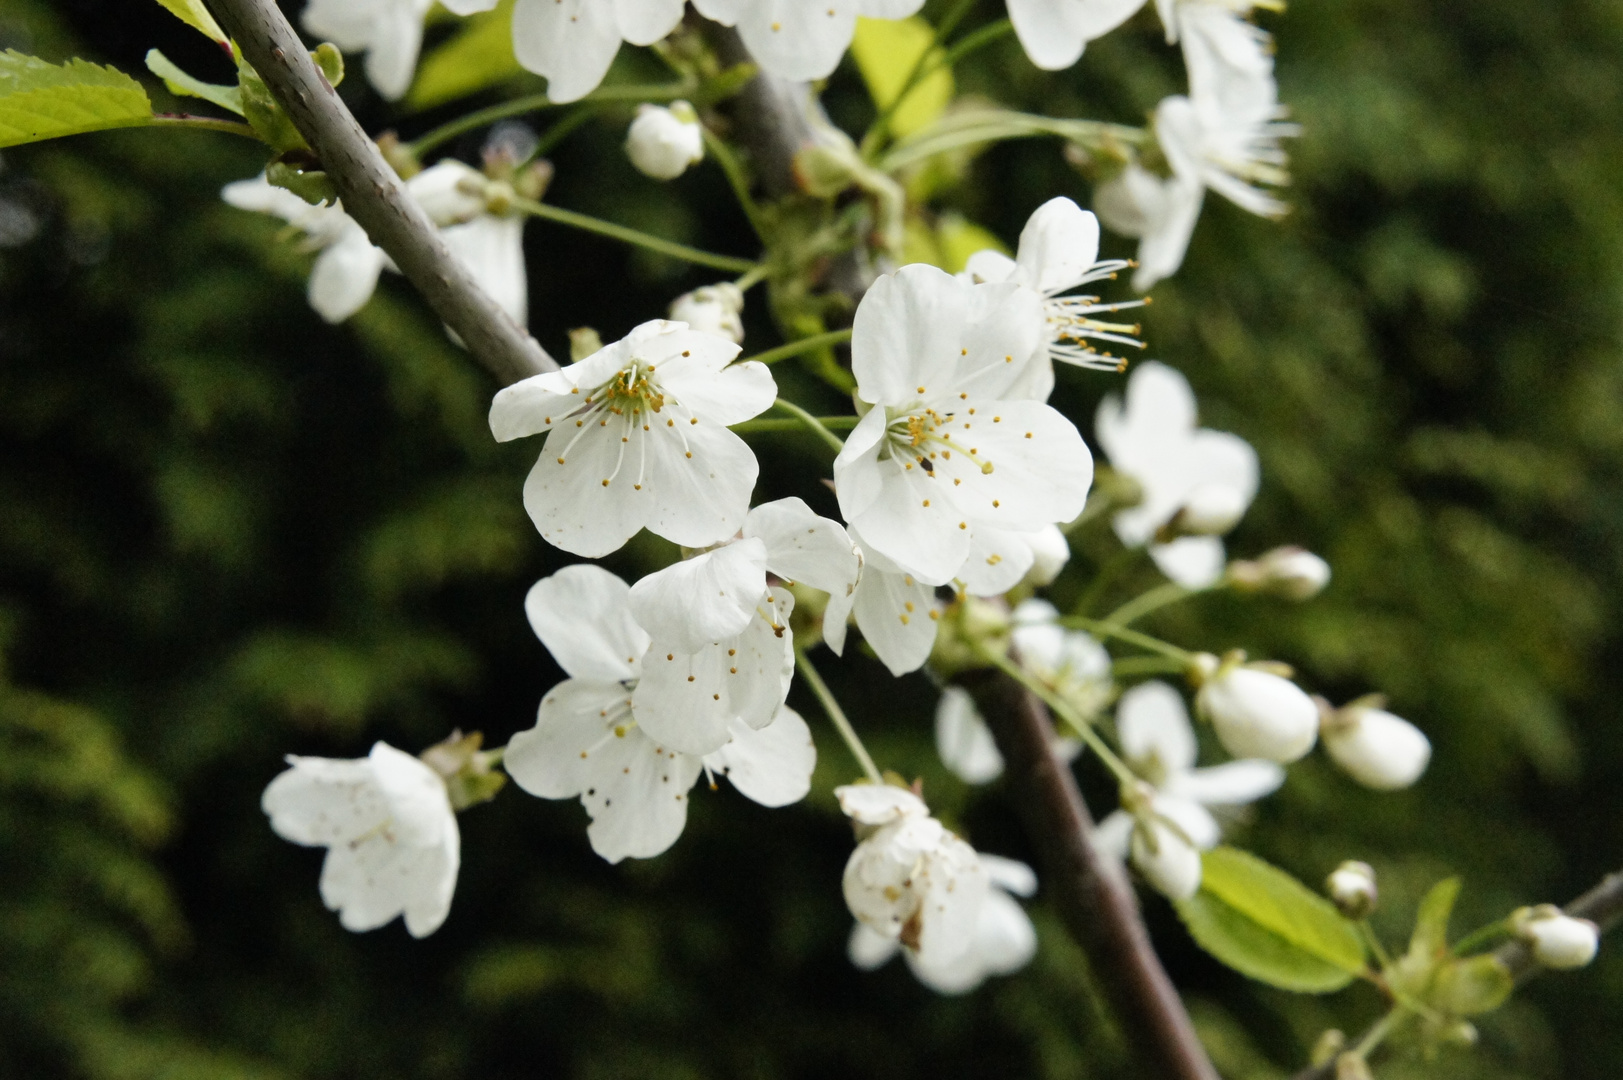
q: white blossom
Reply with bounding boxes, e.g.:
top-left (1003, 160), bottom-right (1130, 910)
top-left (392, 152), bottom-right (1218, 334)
top-left (406, 160), bottom-right (529, 325)
top-left (503, 565), bottom-right (815, 862)
top-left (1193, 654), bottom-right (1318, 763)
top-left (221, 176), bottom-right (387, 324)
top-left (627, 497), bottom-right (859, 754)
top-left (1095, 680), bottom-right (1282, 896)
top-left (1003, 0), bottom-right (1147, 72)
top-left (1517, 908), bottom-right (1600, 970)
top-left (1093, 161), bottom-right (1205, 293)
top-left (302, 0), bottom-right (434, 101)
top-left (837, 784), bottom-right (989, 970)
top-left (826, 526), bottom-right (945, 677)
top-left (669, 282), bottom-right (745, 344)
top-left (1129, 815), bottom-right (1204, 899)
top-left (1095, 360), bottom-right (1258, 588)
top-left (489, 319), bottom-right (775, 556)
top-left (691, 0), bottom-right (926, 82)
top-left (848, 854), bottom-right (1038, 993)
top-left (511, 0), bottom-right (686, 103)
top-left (834, 264), bottom-right (1093, 587)
top-left (261, 741), bottom-right (460, 937)
top-left (1320, 701), bottom-right (1431, 791)
top-left (935, 686), bottom-right (1005, 784)
top-left (958, 198), bottom-right (1145, 399)
top-left (626, 102), bottom-right (705, 180)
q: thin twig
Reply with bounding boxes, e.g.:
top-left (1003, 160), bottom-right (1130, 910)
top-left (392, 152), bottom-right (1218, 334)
top-left (208, 0), bottom-right (556, 385)
top-left (740, 328), bottom-right (853, 366)
top-left (795, 646), bottom-right (882, 783)
top-left (509, 196), bottom-right (759, 273)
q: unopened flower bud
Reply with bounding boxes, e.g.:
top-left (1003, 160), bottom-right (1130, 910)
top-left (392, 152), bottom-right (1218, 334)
top-left (1321, 701), bottom-right (1431, 790)
top-left (1023, 524), bottom-right (1071, 587)
top-left (669, 282), bottom-right (745, 344)
top-left (1130, 817), bottom-right (1202, 900)
top-left (1193, 654), bottom-right (1319, 763)
top-left (1515, 906), bottom-right (1599, 969)
top-left (626, 102), bottom-right (703, 180)
top-left (1326, 860), bottom-right (1378, 919)
top-left (1228, 546), bottom-right (1332, 600)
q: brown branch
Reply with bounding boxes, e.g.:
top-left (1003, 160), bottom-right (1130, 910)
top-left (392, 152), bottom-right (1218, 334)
top-left (1290, 867), bottom-right (1623, 1080)
top-left (965, 671), bottom-right (1222, 1080)
top-left (207, 0), bottom-right (557, 385)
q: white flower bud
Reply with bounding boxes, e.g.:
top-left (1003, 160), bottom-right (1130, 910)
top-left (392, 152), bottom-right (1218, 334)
top-left (1229, 546), bottom-right (1332, 600)
top-left (626, 102), bottom-right (704, 180)
top-left (1321, 705), bottom-right (1431, 790)
top-left (1022, 524), bottom-right (1071, 587)
top-left (1130, 818), bottom-right (1203, 900)
top-left (1194, 657), bottom-right (1319, 763)
top-left (669, 282), bottom-right (745, 344)
top-left (1326, 860), bottom-right (1378, 919)
top-left (1517, 907), bottom-right (1599, 969)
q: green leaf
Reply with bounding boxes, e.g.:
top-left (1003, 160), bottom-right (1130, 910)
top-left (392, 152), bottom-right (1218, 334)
top-left (152, 0), bottom-right (229, 44)
top-left (0, 51), bottom-right (153, 148)
top-left (408, 0), bottom-right (524, 109)
top-left (1174, 847), bottom-right (1368, 993)
top-left (1432, 954), bottom-right (1514, 1016)
top-left (144, 49), bottom-right (243, 116)
top-left (851, 16), bottom-right (953, 139)
top-left (1410, 876), bottom-right (1462, 959)
top-left (235, 60), bottom-right (304, 152)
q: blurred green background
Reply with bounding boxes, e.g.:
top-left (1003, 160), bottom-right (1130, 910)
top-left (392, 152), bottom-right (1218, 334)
top-left (2, 0), bottom-right (1621, 1076)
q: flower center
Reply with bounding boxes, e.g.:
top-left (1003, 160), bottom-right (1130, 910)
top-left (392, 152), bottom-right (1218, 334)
top-left (1043, 295), bottom-right (1146, 372)
top-left (885, 405), bottom-right (995, 476)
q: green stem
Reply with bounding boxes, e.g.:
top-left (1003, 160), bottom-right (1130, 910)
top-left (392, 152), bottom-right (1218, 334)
top-left (1105, 581), bottom-right (1198, 629)
top-left (858, 0), bottom-right (979, 157)
top-left (769, 398), bottom-right (848, 453)
top-left (407, 82), bottom-right (692, 156)
top-left (1110, 656), bottom-right (1189, 678)
top-left (934, 18), bottom-right (1014, 74)
top-left (509, 196), bottom-right (759, 273)
top-left (1451, 919), bottom-right (1514, 957)
top-left (741, 328), bottom-right (854, 366)
top-left (1359, 920), bottom-right (1394, 970)
top-left (978, 644), bottom-right (1137, 787)
top-left (879, 109), bottom-right (1147, 173)
top-left (1352, 1008), bottom-right (1403, 1059)
top-left (530, 106), bottom-right (597, 158)
top-left (702, 127), bottom-right (768, 241)
top-left (1072, 546), bottom-right (1141, 616)
top-left (150, 114), bottom-right (263, 141)
top-left (795, 646), bottom-right (882, 784)
top-left (733, 263), bottom-right (770, 292)
top-left (1062, 616), bottom-right (1192, 663)
top-left (732, 416), bottom-right (858, 434)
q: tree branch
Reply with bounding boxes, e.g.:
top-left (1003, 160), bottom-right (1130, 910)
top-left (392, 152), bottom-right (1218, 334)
top-left (207, 0), bottom-right (557, 385)
top-left (1290, 868), bottom-right (1623, 1080)
top-left (964, 670), bottom-right (1221, 1080)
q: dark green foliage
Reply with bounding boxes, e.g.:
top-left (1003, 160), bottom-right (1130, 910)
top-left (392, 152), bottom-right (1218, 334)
top-left (1, 0), bottom-right (1620, 1077)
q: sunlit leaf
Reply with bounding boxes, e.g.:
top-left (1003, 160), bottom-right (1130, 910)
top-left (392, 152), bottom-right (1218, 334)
top-left (144, 49), bottom-right (243, 116)
top-left (151, 0), bottom-right (228, 45)
top-left (851, 17), bottom-right (953, 139)
top-left (409, 0), bottom-right (523, 109)
top-left (0, 51), bottom-right (152, 148)
top-left (1175, 847), bottom-right (1367, 993)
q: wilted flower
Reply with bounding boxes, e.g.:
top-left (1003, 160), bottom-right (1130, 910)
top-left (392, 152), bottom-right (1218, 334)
top-left (626, 102), bottom-right (705, 180)
top-left (261, 741), bottom-right (460, 937)
top-left (504, 565), bottom-right (816, 862)
top-left (489, 319), bottom-right (775, 556)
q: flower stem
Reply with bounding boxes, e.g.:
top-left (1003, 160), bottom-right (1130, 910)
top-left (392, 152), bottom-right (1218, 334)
top-left (770, 397), bottom-right (848, 454)
top-left (741, 328), bottom-right (853, 366)
top-left (794, 645), bottom-right (882, 784)
top-left (530, 106), bottom-right (598, 159)
top-left (1105, 581), bottom-right (1200, 629)
top-left (149, 114), bottom-right (264, 140)
top-left (1359, 919), bottom-right (1393, 969)
top-left (1061, 615), bottom-right (1192, 663)
top-left (1450, 918), bottom-right (1514, 957)
top-left (879, 108), bottom-right (1147, 173)
top-left (508, 196), bottom-right (759, 273)
top-left (1110, 655), bottom-right (1189, 678)
top-left (1072, 546), bottom-right (1142, 616)
top-left (407, 82), bottom-right (693, 156)
top-left (702, 127), bottom-right (768, 241)
top-left (977, 644), bottom-right (1138, 787)
top-left (732, 416), bottom-right (858, 434)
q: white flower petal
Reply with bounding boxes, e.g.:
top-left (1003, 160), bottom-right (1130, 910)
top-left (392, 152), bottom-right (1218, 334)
top-left (969, 887), bottom-right (1038, 976)
top-left (1150, 536), bottom-right (1228, 588)
top-left (847, 457), bottom-right (973, 586)
top-left (629, 540), bottom-right (769, 654)
top-left (956, 524), bottom-right (1038, 597)
top-left (505, 678), bottom-right (635, 798)
top-left (850, 264), bottom-right (972, 407)
top-left (1130, 817), bottom-right (1203, 899)
top-left (512, 0), bottom-right (624, 103)
top-left (704, 705), bottom-right (816, 807)
top-left (959, 249), bottom-right (1018, 285)
top-left (848, 922), bottom-right (901, 970)
top-left (1093, 809), bottom-right (1134, 860)
top-left (835, 782), bottom-right (927, 824)
top-left (525, 564), bottom-right (649, 682)
top-left (979, 854), bottom-right (1038, 898)
top-left (851, 559), bottom-right (942, 676)
top-left (735, 0), bottom-right (859, 81)
top-left (1116, 680), bottom-right (1198, 776)
top-left (1198, 666), bottom-right (1319, 763)
top-left (308, 228), bottom-right (385, 323)
top-left (1015, 196), bottom-right (1102, 294)
top-left (1154, 793), bottom-right (1221, 851)
top-left (441, 214), bottom-right (528, 326)
top-left (832, 404), bottom-right (890, 524)
top-left (645, 420), bottom-right (761, 548)
top-left (520, 418), bottom-right (651, 557)
top-left (652, 358), bottom-right (772, 429)
top-left (938, 399), bottom-right (1093, 534)
top-left (613, 0), bottom-right (686, 45)
top-left (1005, 0), bottom-right (1146, 71)
top-left (745, 497), bottom-right (861, 596)
top-left (934, 687), bottom-right (1005, 784)
top-left (580, 727), bottom-right (703, 863)
top-left (1169, 759), bottom-right (1286, 806)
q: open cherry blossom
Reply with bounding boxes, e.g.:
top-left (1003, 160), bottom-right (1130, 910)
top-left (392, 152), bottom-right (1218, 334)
top-left (261, 741), bottom-right (460, 937)
top-left (837, 784), bottom-right (989, 970)
top-left (691, 0), bottom-right (926, 82)
top-left (1094, 680), bottom-right (1284, 896)
top-left (848, 854), bottom-right (1038, 993)
top-left (406, 159), bottom-right (529, 325)
top-left (509, 0), bottom-right (686, 103)
top-left (834, 264), bottom-right (1092, 587)
top-left (1093, 161), bottom-right (1205, 293)
top-left (959, 197), bottom-right (1145, 399)
top-left (221, 176), bottom-right (386, 324)
top-left (489, 319), bottom-right (775, 557)
top-left (503, 565), bottom-right (816, 862)
top-left (1095, 360), bottom-right (1257, 587)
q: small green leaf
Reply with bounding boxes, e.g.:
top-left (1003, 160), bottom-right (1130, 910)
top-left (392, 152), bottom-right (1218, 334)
top-left (1410, 877), bottom-right (1462, 959)
top-left (152, 0), bottom-right (229, 44)
top-left (1175, 847), bottom-right (1368, 993)
top-left (236, 60), bottom-right (304, 152)
top-left (266, 159), bottom-right (336, 206)
top-left (851, 17), bottom-right (953, 139)
top-left (145, 49), bottom-right (243, 116)
top-left (312, 43), bottom-right (345, 89)
top-left (408, 0), bottom-right (523, 109)
top-left (1432, 954), bottom-right (1514, 1017)
top-left (0, 51), bottom-right (153, 148)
